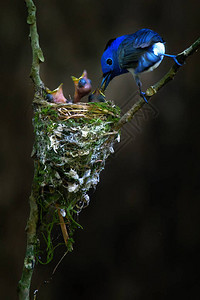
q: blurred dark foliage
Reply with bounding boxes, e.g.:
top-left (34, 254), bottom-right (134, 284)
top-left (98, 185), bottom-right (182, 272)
top-left (0, 0), bottom-right (200, 299)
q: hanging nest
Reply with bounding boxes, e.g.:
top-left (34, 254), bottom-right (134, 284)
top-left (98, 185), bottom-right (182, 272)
top-left (32, 96), bottom-right (121, 263)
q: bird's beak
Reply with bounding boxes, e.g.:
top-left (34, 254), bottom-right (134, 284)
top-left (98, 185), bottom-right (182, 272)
top-left (100, 72), bottom-right (112, 92)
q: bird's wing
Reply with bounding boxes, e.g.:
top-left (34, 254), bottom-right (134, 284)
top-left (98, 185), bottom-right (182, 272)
top-left (118, 29), bottom-right (164, 69)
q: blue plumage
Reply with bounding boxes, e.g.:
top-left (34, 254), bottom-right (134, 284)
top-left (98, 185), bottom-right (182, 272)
top-left (100, 28), bottom-right (180, 102)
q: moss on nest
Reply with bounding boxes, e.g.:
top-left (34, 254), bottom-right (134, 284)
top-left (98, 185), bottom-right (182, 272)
top-left (32, 97), bottom-right (120, 263)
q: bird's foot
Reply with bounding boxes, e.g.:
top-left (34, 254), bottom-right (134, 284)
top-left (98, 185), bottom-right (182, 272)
top-left (171, 55), bottom-right (182, 66)
top-left (135, 75), bottom-right (148, 103)
top-left (140, 91), bottom-right (148, 103)
top-left (162, 54), bottom-right (182, 66)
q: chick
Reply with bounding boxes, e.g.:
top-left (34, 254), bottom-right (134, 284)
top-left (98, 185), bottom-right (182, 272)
top-left (46, 84), bottom-right (68, 103)
top-left (71, 70), bottom-right (92, 103)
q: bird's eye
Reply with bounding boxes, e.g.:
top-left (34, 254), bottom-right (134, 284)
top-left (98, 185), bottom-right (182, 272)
top-left (106, 58), bottom-right (113, 65)
top-left (78, 78), bottom-right (87, 88)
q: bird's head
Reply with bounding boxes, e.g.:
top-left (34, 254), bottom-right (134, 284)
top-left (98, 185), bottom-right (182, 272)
top-left (100, 47), bottom-right (115, 91)
top-left (100, 36), bottom-right (127, 92)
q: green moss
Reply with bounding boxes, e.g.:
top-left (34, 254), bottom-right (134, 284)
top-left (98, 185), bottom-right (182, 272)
top-left (89, 101), bottom-right (121, 116)
top-left (33, 101), bottom-right (120, 263)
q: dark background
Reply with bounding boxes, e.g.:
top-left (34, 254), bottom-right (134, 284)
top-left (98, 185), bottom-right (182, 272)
top-left (0, 0), bottom-right (200, 299)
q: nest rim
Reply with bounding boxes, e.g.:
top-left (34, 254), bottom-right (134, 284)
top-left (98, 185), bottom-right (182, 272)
top-left (33, 98), bottom-right (121, 122)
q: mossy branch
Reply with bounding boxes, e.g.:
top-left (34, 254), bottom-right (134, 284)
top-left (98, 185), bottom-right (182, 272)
top-left (115, 36), bottom-right (200, 130)
top-left (25, 0), bottom-right (44, 92)
top-left (18, 189), bottom-right (38, 300)
top-left (18, 1), bottom-right (43, 298)
top-left (18, 161), bottom-right (41, 300)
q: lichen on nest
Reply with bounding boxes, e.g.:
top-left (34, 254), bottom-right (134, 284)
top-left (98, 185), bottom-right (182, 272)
top-left (32, 97), bottom-right (120, 262)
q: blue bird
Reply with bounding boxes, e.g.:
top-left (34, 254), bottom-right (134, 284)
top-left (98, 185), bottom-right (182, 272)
top-left (100, 28), bottom-right (181, 102)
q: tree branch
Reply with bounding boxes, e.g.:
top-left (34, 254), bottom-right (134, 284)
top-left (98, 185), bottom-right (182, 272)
top-left (115, 36), bottom-right (200, 130)
top-left (18, 1), bottom-right (44, 298)
top-left (18, 180), bottom-right (39, 300)
top-left (25, 0), bottom-right (44, 92)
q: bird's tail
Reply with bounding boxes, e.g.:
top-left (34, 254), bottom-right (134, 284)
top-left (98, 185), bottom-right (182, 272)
top-left (162, 53), bottom-right (182, 66)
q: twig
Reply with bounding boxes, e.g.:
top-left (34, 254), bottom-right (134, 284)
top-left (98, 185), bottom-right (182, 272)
top-left (18, 189), bottom-right (39, 300)
top-left (25, 0), bottom-right (44, 92)
top-left (115, 36), bottom-right (200, 130)
top-left (18, 1), bottom-right (44, 298)
top-left (56, 204), bottom-right (69, 246)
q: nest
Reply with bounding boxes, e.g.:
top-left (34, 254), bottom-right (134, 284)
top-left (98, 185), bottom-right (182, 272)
top-left (32, 97), bottom-right (120, 262)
